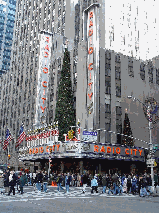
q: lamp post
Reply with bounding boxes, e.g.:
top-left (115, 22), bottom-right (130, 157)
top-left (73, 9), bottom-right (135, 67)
top-left (127, 95), bottom-right (154, 190)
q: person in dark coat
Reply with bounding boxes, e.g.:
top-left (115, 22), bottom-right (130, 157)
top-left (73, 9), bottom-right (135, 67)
top-left (3, 170), bottom-right (9, 194)
top-left (102, 174), bottom-right (107, 193)
top-left (43, 171), bottom-right (48, 192)
top-left (8, 171), bottom-right (17, 195)
top-left (65, 173), bottom-right (71, 193)
top-left (36, 170), bottom-right (43, 192)
top-left (82, 174), bottom-right (88, 193)
top-left (127, 175), bottom-right (132, 194)
top-left (57, 173), bottom-right (64, 192)
top-left (20, 172), bottom-right (27, 194)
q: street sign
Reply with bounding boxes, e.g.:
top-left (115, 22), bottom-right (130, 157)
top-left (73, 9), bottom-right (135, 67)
top-left (146, 159), bottom-right (155, 165)
top-left (82, 135), bottom-right (97, 142)
top-left (83, 131), bottom-right (97, 136)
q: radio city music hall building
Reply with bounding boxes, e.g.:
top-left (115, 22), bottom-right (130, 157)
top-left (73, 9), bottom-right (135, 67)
top-left (0, 0), bottom-right (158, 174)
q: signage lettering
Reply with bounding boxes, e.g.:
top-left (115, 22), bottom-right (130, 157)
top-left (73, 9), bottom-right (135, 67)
top-left (94, 145), bottom-right (142, 156)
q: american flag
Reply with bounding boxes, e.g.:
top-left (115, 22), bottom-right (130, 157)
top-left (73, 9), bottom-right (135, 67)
top-left (3, 129), bottom-right (12, 150)
top-left (16, 125), bottom-right (26, 148)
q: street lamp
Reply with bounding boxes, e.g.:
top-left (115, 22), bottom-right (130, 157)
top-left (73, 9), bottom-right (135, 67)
top-left (127, 95), bottom-right (154, 190)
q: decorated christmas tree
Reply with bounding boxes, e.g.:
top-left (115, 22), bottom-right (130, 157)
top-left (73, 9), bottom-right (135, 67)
top-left (54, 48), bottom-right (76, 141)
top-left (122, 113), bottom-right (134, 146)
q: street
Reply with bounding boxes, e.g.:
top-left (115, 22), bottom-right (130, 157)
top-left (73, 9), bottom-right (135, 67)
top-left (0, 186), bottom-right (159, 213)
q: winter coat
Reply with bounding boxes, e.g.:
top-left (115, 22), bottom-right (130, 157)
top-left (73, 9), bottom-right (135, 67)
top-left (91, 178), bottom-right (98, 187)
top-left (102, 176), bottom-right (107, 186)
top-left (65, 176), bottom-right (71, 185)
top-left (57, 176), bottom-right (63, 184)
top-left (112, 174), bottom-right (119, 185)
top-left (43, 174), bottom-right (48, 183)
top-left (36, 173), bottom-right (43, 183)
top-left (20, 175), bottom-right (27, 187)
top-left (9, 174), bottom-right (17, 186)
top-left (3, 173), bottom-right (9, 187)
top-left (132, 177), bottom-right (137, 185)
top-left (83, 175), bottom-right (88, 184)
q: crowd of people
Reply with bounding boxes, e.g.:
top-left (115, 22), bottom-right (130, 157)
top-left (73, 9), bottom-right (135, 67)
top-left (0, 169), bottom-right (159, 197)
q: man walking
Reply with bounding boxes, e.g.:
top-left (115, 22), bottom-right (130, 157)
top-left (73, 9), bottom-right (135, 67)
top-left (20, 172), bottom-right (27, 194)
top-left (3, 170), bottom-right (9, 194)
top-left (65, 173), bottom-right (71, 193)
top-left (102, 174), bottom-right (107, 194)
top-left (57, 174), bottom-right (64, 192)
top-left (91, 176), bottom-right (98, 194)
top-left (36, 170), bottom-right (43, 192)
top-left (8, 171), bottom-right (17, 196)
top-left (43, 171), bottom-right (48, 193)
top-left (82, 173), bottom-right (88, 193)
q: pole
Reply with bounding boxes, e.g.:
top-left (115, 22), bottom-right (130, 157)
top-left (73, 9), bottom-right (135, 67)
top-left (48, 158), bottom-right (50, 179)
top-left (149, 120), bottom-right (154, 190)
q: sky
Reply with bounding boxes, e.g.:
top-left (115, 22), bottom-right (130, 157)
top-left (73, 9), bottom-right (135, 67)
top-left (72, 0), bottom-right (159, 61)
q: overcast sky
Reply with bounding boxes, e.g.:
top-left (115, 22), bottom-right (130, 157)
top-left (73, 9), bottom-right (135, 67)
top-left (72, 0), bottom-right (159, 60)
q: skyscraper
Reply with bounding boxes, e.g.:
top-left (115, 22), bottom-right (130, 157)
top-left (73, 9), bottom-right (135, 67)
top-left (0, 0), bottom-right (17, 75)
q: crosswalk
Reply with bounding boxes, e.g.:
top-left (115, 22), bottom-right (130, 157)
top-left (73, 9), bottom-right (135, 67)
top-left (0, 186), bottom-right (139, 202)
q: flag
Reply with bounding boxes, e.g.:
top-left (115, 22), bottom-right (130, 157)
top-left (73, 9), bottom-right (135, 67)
top-left (3, 129), bottom-right (12, 150)
top-left (16, 125), bottom-right (26, 148)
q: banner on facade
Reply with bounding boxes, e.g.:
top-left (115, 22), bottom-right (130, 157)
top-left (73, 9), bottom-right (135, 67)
top-left (19, 142), bottom-right (145, 162)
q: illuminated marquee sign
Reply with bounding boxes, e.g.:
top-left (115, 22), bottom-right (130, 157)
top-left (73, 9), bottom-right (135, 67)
top-left (19, 143), bottom-right (144, 162)
top-left (84, 3), bottom-right (99, 130)
top-left (35, 33), bottom-right (52, 126)
top-left (26, 129), bottom-right (59, 147)
top-left (87, 10), bottom-right (94, 115)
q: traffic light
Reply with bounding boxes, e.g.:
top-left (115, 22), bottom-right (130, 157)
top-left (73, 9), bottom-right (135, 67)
top-left (49, 147), bottom-right (52, 154)
top-left (68, 130), bottom-right (74, 140)
top-left (8, 154), bottom-right (10, 160)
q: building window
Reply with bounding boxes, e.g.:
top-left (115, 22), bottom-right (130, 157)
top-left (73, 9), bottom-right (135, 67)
top-left (140, 62), bottom-right (145, 80)
top-left (128, 57), bottom-right (134, 77)
top-left (148, 62), bottom-right (153, 84)
top-left (105, 80), bottom-right (111, 94)
top-left (115, 67), bottom-right (121, 80)
top-left (156, 68), bottom-right (159, 85)
top-left (105, 122), bottom-right (111, 143)
top-left (105, 104), bottom-right (111, 113)
top-left (116, 86), bottom-right (121, 97)
top-left (116, 106), bottom-right (122, 115)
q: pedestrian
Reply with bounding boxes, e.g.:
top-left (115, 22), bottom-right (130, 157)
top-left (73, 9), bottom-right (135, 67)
top-left (102, 174), bottom-right (107, 193)
top-left (127, 175), bottom-right (132, 194)
top-left (36, 170), bottom-right (43, 192)
top-left (107, 174), bottom-right (113, 195)
top-left (20, 172), bottom-right (27, 194)
top-left (3, 170), bottom-right (9, 194)
top-left (77, 173), bottom-right (81, 187)
top-left (33, 171), bottom-right (37, 191)
top-left (82, 173), bottom-right (88, 193)
top-left (43, 171), bottom-right (48, 193)
top-left (8, 171), bottom-right (17, 196)
top-left (146, 174), bottom-right (152, 194)
top-left (112, 173), bottom-right (119, 195)
top-left (91, 176), bottom-right (98, 194)
top-left (131, 176), bottom-right (137, 195)
top-left (57, 174), bottom-right (64, 192)
top-left (123, 177), bottom-right (127, 193)
top-left (29, 172), bottom-right (32, 186)
top-left (154, 172), bottom-right (159, 194)
top-left (65, 173), bottom-right (71, 193)
top-left (140, 175), bottom-right (149, 197)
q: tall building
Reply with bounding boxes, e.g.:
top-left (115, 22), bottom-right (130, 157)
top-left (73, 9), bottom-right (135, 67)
top-left (0, 0), bottom-right (158, 174)
top-left (0, 0), bottom-right (17, 75)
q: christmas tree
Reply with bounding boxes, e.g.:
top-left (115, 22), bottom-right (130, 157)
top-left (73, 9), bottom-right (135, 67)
top-left (122, 113), bottom-right (134, 146)
top-left (54, 48), bottom-right (76, 141)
